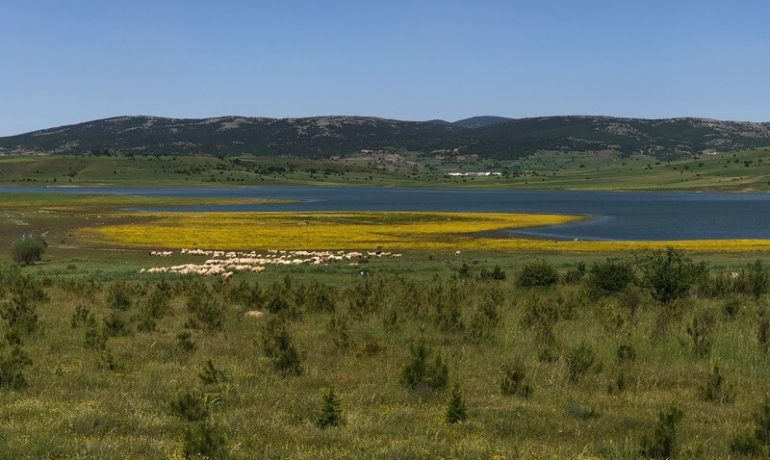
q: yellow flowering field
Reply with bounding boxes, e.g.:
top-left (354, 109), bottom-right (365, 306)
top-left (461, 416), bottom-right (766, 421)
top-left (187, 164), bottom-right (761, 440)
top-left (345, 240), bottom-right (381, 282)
top-left (77, 210), bottom-right (770, 253)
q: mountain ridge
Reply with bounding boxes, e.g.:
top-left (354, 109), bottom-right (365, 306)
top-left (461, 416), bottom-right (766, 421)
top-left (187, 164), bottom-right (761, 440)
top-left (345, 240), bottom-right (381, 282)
top-left (2, 114), bottom-right (770, 160)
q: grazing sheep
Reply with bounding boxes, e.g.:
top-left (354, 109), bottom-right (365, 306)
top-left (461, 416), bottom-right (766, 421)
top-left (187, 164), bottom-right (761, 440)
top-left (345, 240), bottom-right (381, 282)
top-left (243, 310), bottom-right (265, 319)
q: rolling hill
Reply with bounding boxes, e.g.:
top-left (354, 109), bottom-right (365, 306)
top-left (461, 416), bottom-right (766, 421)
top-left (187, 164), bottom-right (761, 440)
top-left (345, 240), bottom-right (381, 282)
top-left (1, 115), bottom-right (769, 160)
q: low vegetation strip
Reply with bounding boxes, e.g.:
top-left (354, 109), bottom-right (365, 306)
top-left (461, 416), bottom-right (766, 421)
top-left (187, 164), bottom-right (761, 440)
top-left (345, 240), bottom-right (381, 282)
top-left (82, 211), bottom-right (770, 253)
top-left (0, 193), bottom-right (296, 209)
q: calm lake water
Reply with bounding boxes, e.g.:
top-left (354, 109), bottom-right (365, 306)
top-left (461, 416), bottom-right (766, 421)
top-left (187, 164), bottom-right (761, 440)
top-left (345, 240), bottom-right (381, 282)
top-left (4, 186), bottom-right (770, 241)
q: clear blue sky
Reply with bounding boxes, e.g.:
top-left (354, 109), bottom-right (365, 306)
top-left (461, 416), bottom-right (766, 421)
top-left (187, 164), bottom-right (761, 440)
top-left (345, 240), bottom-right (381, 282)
top-left (2, 0), bottom-right (769, 136)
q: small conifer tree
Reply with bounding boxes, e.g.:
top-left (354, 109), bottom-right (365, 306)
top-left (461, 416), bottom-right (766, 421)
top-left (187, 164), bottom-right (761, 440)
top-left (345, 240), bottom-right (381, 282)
top-left (316, 388), bottom-right (343, 429)
top-left (445, 384), bottom-right (468, 424)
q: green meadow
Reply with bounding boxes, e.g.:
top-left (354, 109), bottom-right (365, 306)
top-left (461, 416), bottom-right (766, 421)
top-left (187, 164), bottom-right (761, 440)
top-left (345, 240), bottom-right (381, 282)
top-left (2, 147), bottom-right (770, 190)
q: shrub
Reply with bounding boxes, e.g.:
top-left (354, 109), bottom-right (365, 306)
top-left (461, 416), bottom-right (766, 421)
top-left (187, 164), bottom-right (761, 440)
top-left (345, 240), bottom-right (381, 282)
top-left (328, 314), bottom-right (353, 350)
top-left (177, 331), bottom-right (197, 354)
top-left (262, 317), bottom-right (303, 376)
top-left (747, 260), bottom-right (769, 301)
top-left (105, 282), bottom-right (133, 310)
top-left (465, 289), bottom-right (501, 343)
top-left (0, 343), bottom-right (32, 388)
top-left (98, 347), bottom-right (119, 371)
top-left (641, 248), bottom-right (701, 305)
top-left (143, 283), bottom-right (172, 319)
top-left (616, 344), bottom-right (636, 363)
top-left (356, 337), bottom-right (385, 358)
top-left (103, 311), bottom-right (131, 337)
top-left (348, 277), bottom-right (383, 316)
top-left (456, 262), bottom-right (471, 279)
top-left (730, 433), bottom-right (761, 456)
top-left (11, 235), bottom-right (47, 266)
top-left (686, 309), bottom-right (717, 358)
top-left (445, 384), bottom-right (468, 424)
top-left (521, 296), bottom-right (561, 345)
top-left (199, 359), bottom-right (227, 385)
top-left (433, 296), bottom-right (464, 333)
top-left (83, 321), bottom-right (107, 351)
top-left (698, 365), bottom-right (735, 404)
top-left (722, 299), bottom-right (742, 319)
top-left (170, 392), bottom-right (220, 422)
top-left (316, 388), bottom-right (344, 429)
top-left (759, 315), bottom-right (770, 355)
top-left (1, 296), bottom-right (38, 340)
top-left (563, 262), bottom-right (587, 284)
top-left (186, 292), bottom-right (225, 332)
top-left (71, 305), bottom-right (94, 329)
top-left (400, 341), bottom-right (448, 391)
top-left (639, 406), bottom-right (684, 460)
top-left (517, 260), bottom-right (559, 287)
top-left (183, 422), bottom-right (227, 459)
top-left (567, 343), bottom-right (598, 383)
top-left (303, 281), bottom-right (337, 312)
top-left (227, 280), bottom-right (263, 310)
top-left (479, 265), bottom-right (506, 281)
top-left (754, 396), bottom-right (770, 446)
top-left (500, 361), bottom-right (532, 398)
top-left (263, 282), bottom-right (292, 315)
top-left (586, 258), bottom-right (635, 296)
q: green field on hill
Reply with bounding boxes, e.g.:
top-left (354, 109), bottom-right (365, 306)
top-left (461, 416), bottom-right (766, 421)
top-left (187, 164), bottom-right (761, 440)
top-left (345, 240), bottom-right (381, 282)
top-left (2, 147), bottom-right (770, 191)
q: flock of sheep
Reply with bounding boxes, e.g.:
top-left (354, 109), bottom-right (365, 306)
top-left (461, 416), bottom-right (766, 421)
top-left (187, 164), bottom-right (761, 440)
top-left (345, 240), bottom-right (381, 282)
top-left (140, 248), bottom-right (402, 278)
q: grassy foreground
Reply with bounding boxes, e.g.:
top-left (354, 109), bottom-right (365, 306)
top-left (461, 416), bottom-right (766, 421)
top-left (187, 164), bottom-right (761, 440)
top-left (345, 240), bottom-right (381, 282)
top-left (1, 252), bottom-right (770, 459)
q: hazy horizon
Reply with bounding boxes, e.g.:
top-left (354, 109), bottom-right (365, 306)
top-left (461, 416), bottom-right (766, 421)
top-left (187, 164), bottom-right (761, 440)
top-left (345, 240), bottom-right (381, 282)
top-left (2, 0), bottom-right (769, 136)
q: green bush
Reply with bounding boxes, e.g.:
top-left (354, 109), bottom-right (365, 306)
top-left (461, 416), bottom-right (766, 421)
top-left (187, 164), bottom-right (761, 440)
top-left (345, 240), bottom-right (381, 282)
top-left (1, 296), bottom-right (38, 340)
top-left (747, 260), bottom-right (769, 301)
top-left (586, 258), bottom-right (635, 296)
top-left (698, 365), bottom-right (735, 404)
top-left (640, 406), bottom-right (684, 459)
top-left (641, 248), bottom-right (702, 305)
top-left (103, 311), bottom-right (131, 337)
top-left (170, 392), bottom-right (208, 422)
top-left (400, 341), bottom-right (448, 391)
top-left (759, 316), bottom-right (770, 355)
top-left (687, 309), bottom-right (717, 358)
top-left (327, 314), bottom-right (353, 350)
top-left (754, 396), bottom-right (770, 446)
top-left (262, 318), bottom-right (303, 376)
top-left (730, 433), bottom-right (761, 456)
top-left (445, 384), bottom-right (468, 424)
top-left (176, 331), bottom-right (197, 354)
top-left (521, 295), bottom-right (561, 345)
top-left (563, 262), bottom-right (587, 283)
top-left (479, 265), bottom-right (506, 281)
top-left (0, 343), bottom-right (32, 388)
top-left (198, 359), bottom-right (228, 385)
top-left (567, 343), bottom-right (598, 383)
top-left (500, 361), bottom-right (533, 398)
top-left (11, 235), bottom-right (47, 266)
top-left (183, 421), bottom-right (227, 459)
top-left (616, 344), bottom-right (636, 363)
top-left (316, 388), bottom-right (344, 429)
top-left (105, 282), bottom-right (133, 310)
top-left (517, 260), bottom-right (560, 287)
top-left (186, 290), bottom-right (225, 332)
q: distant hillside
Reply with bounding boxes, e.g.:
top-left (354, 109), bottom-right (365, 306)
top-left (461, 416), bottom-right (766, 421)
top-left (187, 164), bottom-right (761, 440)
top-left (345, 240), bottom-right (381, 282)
top-left (453, 116), bottom-right (513, 128)
top-left (1, 115), bottom-right (769, 160)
